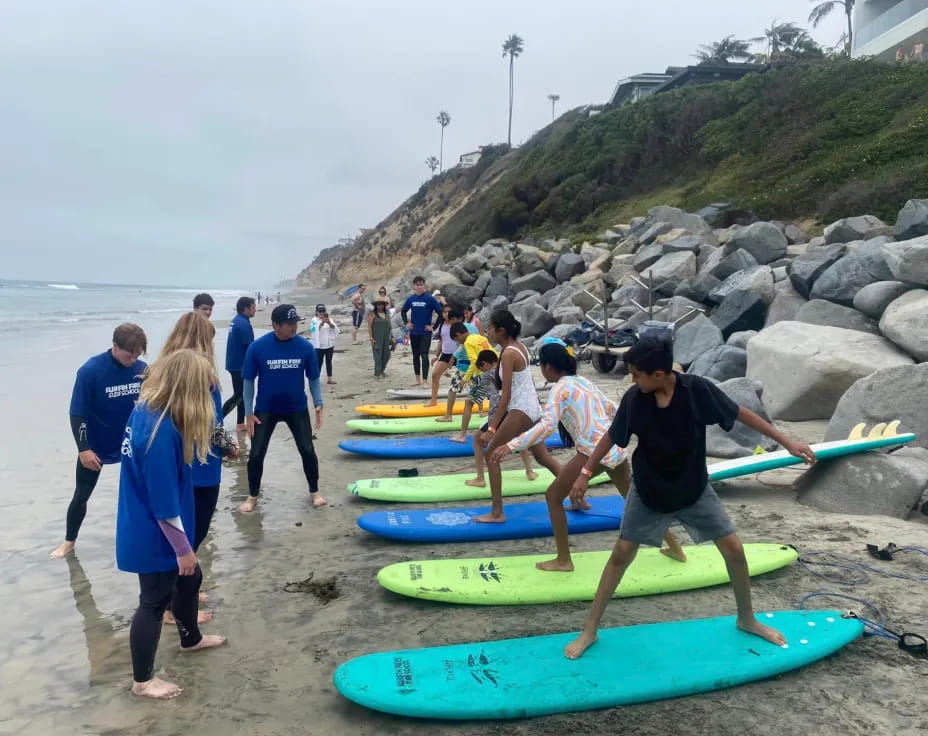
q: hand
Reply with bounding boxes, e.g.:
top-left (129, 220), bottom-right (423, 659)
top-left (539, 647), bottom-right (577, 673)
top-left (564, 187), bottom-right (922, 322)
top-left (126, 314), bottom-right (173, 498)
top-left (369, 337), bottom-right (375, 345)
top-left (488, 445), bottom-right (509, 464)
top-left (406, 322), bottom-right (414, 331)
top-left (177, 550), bottom-right (198, 576)
top-left (315, 406), bottom-right (324, 430)
top-left (477, 431), bottom-right (492, 446)
top-left (569, 475), bottom-right (589, 507)
top-left (246, 414), bottom-right (260, 438)
top-left (78, 449), bottom-right (102, 472)
top-left (425, 325), bottom-right (433, 332)
top-left (785, 440), bottom-right (816, 464)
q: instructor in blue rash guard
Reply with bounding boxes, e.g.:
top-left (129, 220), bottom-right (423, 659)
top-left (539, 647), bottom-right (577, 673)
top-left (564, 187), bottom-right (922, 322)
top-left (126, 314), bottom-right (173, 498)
top-left (222, 296), bottom-right (256, 431)
top-left (401, 275), bottom-right (442, 386)
top-left (239, 304), bottom-right (327, 512)
top-left (51, 323), bottom-right (148, 558)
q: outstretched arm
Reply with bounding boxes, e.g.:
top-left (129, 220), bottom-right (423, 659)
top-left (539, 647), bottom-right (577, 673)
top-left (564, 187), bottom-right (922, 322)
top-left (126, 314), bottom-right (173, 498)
top-left (737, 407), bottom-right (815, 463)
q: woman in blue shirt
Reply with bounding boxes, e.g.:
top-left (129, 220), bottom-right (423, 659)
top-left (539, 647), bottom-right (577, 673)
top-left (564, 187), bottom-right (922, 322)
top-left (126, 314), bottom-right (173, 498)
top-left (117, 349), bottom-right (226, 700)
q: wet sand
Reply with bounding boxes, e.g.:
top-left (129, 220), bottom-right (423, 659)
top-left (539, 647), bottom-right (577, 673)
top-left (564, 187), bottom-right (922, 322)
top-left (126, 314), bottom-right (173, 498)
top-left (5, 308), bottom-right (928, 735)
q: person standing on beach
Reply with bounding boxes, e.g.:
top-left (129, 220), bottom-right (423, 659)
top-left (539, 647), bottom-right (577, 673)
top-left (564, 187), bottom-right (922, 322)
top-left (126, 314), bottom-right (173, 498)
top-left (350, 285), bottom-right (366, 345)
top-left (464, 305), bottom-right (484, 335)
top-left (222, 296), bottom-right (256, 432)
top-left (239, 305), bottom-right (327, 512)
top-left (116, 349), bottom-right (226, 700)
top-left (400, 276), bottom-right (442, 386)
top-left (193, 293), bottom-right (214, 319)
top-left (376, 286), bottom-right (392, 310)
top-left (368, 297), bottom-right (393, 377)
top-left (50, 323), bottom-right (148, 558)
top-left (426, 304), bottom-right (460, 407)
top-left (562, 336), bottom-right (815, 660)
top-left (309, 306), bottom-right (339, 385)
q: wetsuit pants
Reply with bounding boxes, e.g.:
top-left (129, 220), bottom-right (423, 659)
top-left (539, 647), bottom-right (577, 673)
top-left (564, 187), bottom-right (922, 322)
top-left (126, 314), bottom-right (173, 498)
top-left (315, 347), bottom-right (334, 378)
top-left (130, 566), bottom-right (203, 682)
top-left (65, 460), bottom-right (102, 542)
top-left (193, 485), bottom-right (220, 551)
top-left (247, 410), bottom-right (319, 497)
top-left (221, 370), bottom-right (245, 424)
top-left (409, 334), bottom-right (430, 380)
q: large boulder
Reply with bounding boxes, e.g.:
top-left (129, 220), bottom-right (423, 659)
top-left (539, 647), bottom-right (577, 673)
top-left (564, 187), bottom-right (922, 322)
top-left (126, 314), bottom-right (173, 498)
top-left (726, 222), bottom-right (788, 264)
top-left (825, 363), bottom-right (928, 450)
top-left (633, 243), bottom-right (664, 272)
top-left (809, 238), bottom-right (895, 306)
top-left (449, 265), bottom-right (477, 286)
top-left (673, 314), bottom-right (725, 368)
top-left (705, 248), bottom-right (759, 281)
top-left (472, 271), bottom-right (492, 296)
top-left (687, 345), bottom-right (747, 382)
top-left (552, 303), bottom-right (585, 324)
top-left (476, 295), bottom-right (509, 327)
top-left (515, 249), bottom-right (546, 276)
top-left (705, 378), bottom-right (779, 458)
top-left (638, 221), bottom-right (674, 245)
top-left (794, 299), bottom-right (879, 335)
top-left (711, 290), bottom-right (768, 339)
top-left (641, 251), bottom-right (697, 295)
top-left (893, 199), bottom-right (928, 241)
top-left (647, 206), bottom-right (718, 245)
top-left (824, 214), bottom-right (892, 244)
top-left (882, 236), bottom-right (928, 286)
top-left (677, 272), bottom-right (722, 304)
top-left (795, 447), bottom-right (928, 519)
top-left (484, 275), bottom-right (509, 300)
top-left (458, 252), bottom-right (487, 274)
top-left (726, 330), bottom-right (757, 350)
top-left (788, 244), bottom-right (846, 298)
top-left (611, 236), bottom-right (639, 257)
top-left (509, 270), bottom-right (556, 295)
top-left (784, 224), bottom-right (810, 245)
top-left (608, 262), bottom-right (634, 287)
top-left (879, 289), bottom-right (928, 361)
top-left (554, 253), bottom-right (585, 283)
top-left (510, 302), bottom-right (556, 338)
top-left (442, 282), bottom-right (484, 305)
top-left (853, 280), bottom-right (915, 319)
top-left (571, 287), bottom-right (601, 312)
top-left (746, 321), bottom-right (914, 420)
top-left (426, 270), bottom-right (461, 290)
top-left (708, 266), bottom-right (775, 306)
top-left (764, 279), bottom-right (806, 327)
top-left (580, 243), bottom-right (610, 267)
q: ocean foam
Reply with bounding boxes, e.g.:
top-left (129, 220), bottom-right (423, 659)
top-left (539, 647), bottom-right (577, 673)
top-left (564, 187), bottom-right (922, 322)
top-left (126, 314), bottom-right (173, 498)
top-left (47, 284), bottom-right (79, 290)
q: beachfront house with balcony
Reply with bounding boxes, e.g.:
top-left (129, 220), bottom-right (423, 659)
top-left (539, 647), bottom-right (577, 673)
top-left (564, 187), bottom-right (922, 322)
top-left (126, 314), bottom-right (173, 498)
top-left (608, 72), bottom-right (675, 106)
top-left (459, 149), bottom-right (482, 168)
top-left (854, 0), bottom-right (928, 59)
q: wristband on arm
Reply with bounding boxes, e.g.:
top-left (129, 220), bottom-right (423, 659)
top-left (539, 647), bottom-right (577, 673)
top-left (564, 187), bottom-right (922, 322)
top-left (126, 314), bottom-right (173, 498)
top-left (70, 415), bottom-right (91, 453)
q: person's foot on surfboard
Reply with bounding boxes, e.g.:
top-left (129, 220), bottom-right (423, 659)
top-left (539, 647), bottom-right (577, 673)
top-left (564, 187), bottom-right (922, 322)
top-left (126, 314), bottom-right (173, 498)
top-left (424, 400), bottom-right (438, 407)
top-left (564, 631), bottom-right (598, 659)
top-left (737, 616), bottom-right (786, 646)
top-left (449, 434), bottom-right (468, 443)
top-left (525, 469), bottom-right (538, 481)
top-left (535, 557), bottom-right (574, 572)
top-left (464, 477), bottom-right (485, 488)
top-left (435, 415), bottom-right (453, 423)
top-left (660, 547), bottom-right (687, 563)
top-left (473, 511), bottom-right (506, 523)
top-left (566, 498), bottom-right (591, 511)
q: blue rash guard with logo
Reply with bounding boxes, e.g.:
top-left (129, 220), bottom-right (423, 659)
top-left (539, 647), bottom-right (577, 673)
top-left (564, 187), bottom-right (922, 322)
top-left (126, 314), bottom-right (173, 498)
top-left (242, 333), bottom-right (322, 413)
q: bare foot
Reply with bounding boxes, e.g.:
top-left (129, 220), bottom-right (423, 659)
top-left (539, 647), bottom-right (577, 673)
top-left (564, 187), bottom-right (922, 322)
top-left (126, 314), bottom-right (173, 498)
top-left (464, 478), bottom-right (486, 488)
top-left (564, 632), bottom-right (598, 659)
top-left (180, 634), bottom-right (227, 653)
top-left (737, 617), bottom-right (787, 646)
top-left (311, 494), bottom-right (328, 508)
top-left (434, 415), bottom-right (453, 423)
top-left (50, 541), bottom-right (75, 558)
top-left (164, 610), bottom-right (213, 625)
top-left (198, 591), bottom-right (209, 602)
top-left (131, 677), bottom-right (183, 700)
top-left (566, 499), bottom-right (591, 511)
top-left (660, 547), bottom-right (688, 563)
top-left (473, 512), bottom-right (506, 524)
top-left (327, 379), bottom-right (337, 385)
top-left (425, 400), bottom-right (438, 407)
top-left (525, 469), bottom-right (538, 481)
top-left (449, 435), bottom-right (468, 443)
top-left (239, 497), bottom-right (258, 513)
top-left (535, 558), bottom-right (574, 572)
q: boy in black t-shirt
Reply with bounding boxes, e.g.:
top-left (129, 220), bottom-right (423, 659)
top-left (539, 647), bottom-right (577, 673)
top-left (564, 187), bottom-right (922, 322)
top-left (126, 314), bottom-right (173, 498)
top-left (564, 336), bottom-right (816, 659)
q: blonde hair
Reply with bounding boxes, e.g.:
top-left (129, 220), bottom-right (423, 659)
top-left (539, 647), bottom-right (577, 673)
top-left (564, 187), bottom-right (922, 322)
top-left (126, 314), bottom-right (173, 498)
top-left (160, 312), bottom-right (217, 373)
top-left (139, 349), bottom-right (216, 465)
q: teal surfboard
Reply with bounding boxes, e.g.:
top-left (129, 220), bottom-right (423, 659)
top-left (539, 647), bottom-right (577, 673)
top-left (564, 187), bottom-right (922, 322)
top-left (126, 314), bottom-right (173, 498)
top-left (346, 415), bottom-right (484, 434)
top-left (334, 609), bottom-right (863, 719)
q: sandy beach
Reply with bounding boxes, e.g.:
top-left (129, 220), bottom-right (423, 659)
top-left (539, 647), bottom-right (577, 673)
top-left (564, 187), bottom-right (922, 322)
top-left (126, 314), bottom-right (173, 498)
top-left (4, 296), bottom-right (928, 736)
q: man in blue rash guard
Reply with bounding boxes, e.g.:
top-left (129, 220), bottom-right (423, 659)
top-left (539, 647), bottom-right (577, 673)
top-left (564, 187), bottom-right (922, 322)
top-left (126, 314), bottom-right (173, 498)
top-left (239, 305), bottom-right (327, 512)
top-left (222, 296), bottom-right (256, 431)
top-left (51, 323), bottom-right (148, 558)
top-left (400, 275), bottom-right (442, 386)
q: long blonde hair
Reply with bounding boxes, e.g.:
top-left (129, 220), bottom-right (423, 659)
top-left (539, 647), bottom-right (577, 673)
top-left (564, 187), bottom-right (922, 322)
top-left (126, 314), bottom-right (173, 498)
top-left (139, 349), bottom-right (215, 465)
top-left (160, 312), bottom-right (217, 376)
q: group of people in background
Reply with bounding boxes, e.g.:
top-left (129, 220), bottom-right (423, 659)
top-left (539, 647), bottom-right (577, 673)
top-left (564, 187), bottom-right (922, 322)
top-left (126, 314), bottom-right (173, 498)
top-left (51, 291), bottom-right (327, 699)
top-left (896, 39), bottom-right (924, 62)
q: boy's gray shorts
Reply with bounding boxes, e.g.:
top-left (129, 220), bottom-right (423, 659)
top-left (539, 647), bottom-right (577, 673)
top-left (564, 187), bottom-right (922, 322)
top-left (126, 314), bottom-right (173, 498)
top-left (618, 482), bottom-right (736, 548)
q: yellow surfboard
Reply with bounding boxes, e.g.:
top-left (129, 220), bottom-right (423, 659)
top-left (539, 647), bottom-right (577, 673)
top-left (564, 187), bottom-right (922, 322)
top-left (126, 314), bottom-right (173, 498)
top-left (355, 401), bottom-right (490, 418)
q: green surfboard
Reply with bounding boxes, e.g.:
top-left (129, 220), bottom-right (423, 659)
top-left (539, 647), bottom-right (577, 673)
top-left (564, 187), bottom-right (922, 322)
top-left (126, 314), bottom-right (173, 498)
top-left (346, 415), bottom-right (484, 434)
top-left (377, 543), bottom-right (798, 605)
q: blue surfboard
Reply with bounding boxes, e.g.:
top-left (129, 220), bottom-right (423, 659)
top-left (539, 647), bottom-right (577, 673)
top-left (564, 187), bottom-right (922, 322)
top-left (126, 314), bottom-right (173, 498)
top-left (357, 496), bottom-right (624, 543)
top-left (334, 609), bottom-right (863, 719)
top-left (338, 435), bottom-right (566, 459)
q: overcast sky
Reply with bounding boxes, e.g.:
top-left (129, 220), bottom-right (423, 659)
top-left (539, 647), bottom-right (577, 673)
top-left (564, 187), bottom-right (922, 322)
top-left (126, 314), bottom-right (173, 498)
top-left (0, 1), bottom-right (843, 288)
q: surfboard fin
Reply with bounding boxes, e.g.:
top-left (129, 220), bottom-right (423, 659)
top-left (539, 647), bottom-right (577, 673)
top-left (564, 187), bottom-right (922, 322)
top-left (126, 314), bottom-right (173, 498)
top-left (847, 420), bottom-right (904, 441)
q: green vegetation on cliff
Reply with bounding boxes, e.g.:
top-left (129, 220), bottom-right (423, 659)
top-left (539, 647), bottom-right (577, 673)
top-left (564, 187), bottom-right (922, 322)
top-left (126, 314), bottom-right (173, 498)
top-left (432, 60), bottom-right (928, 254)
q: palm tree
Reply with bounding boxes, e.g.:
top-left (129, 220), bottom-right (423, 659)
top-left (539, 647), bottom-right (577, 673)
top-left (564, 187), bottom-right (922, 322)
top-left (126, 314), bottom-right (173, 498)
top-left (809, 0), bottom-right (855, 56)
top-left (547, 93), bottom-right (560, 122)
top-left (425, 156), bottom-right (440, 176)
top-left (693, 35), bottom-right (755, 64)
top-left (435, 111), bottom-right (451, 172)
top-left (502, 34), bottom-right (524, 147)
top-left (762, 20), bottom-right (822, 61)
